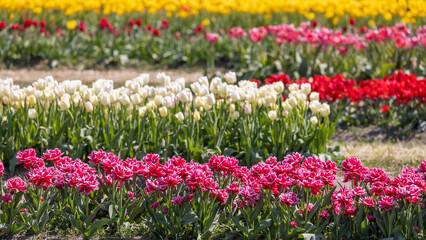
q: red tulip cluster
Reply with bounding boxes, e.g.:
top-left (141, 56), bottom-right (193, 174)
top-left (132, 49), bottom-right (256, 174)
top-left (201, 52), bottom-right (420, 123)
top-left (262, 71), bottom-right (426, 104)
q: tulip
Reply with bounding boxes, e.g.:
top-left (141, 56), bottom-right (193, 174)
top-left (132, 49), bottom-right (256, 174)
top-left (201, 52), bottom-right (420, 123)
top-left (310, 116), bottom-right (318, 125)
top-left (175, 112), bottom-right (184, 122)
top-left (85, 102), bottom-right (93, 112)
top-left (205, 93), bottom-right (216, 106)
top-left (224, 72), bottom-right (236, 84)
top-left (243, 104), bottom-right (252, 114)
top-left (229, 104), bottom-right (236, 113)
top-left (231, 111), bottom-right (239, 120)
top-left (193, 110), bottom-right (200, 121)
top-left (268, 110), bottom-right (277, 121)
top-left (310, 92), bottom-right (320, 101)
top-left (138, 107), bottom-right (147, 117)
top-left (59, 98), bottom-right (71, 111)
top-left (119, 94), bottom-right (131, 106)
top-left (159, 106), bottom-right (168, 117)
top-left (301, 83), bottom-right (311, 95)
top-left (28, 108), bottom-right (37, 119)
top-left (27, 95), bottom-right (37, 106)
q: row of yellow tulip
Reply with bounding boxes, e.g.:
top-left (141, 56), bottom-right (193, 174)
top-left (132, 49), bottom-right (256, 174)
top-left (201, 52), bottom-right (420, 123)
top-left (0, 0), bottom-right (424, 23)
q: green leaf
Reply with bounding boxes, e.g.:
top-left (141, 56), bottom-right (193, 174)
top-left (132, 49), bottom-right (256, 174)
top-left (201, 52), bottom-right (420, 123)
top-left (181, 211), bottom-right (200, 225)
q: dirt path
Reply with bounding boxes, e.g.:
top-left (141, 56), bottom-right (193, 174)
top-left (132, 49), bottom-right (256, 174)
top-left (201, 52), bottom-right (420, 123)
top-left (0, 69), bottom-right (206, 85)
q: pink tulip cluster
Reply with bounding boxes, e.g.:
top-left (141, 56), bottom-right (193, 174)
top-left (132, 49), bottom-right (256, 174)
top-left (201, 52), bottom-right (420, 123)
top-left (1, 149), bottom-right (426, 216)
top-left (228, 22), bottom-right (426, 51)
top-left (334, 157), bottom-right (426, 216)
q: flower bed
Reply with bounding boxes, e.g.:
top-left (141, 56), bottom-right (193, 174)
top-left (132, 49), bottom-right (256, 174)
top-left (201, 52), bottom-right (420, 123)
top-left (0, 17), bottom-right (424, 79)
top-left (0, 73), bottom-right (333, 171)
top-left (0, 149), bottom-right (425, 239)
top-left (259, 71), bottom-right (426, 129)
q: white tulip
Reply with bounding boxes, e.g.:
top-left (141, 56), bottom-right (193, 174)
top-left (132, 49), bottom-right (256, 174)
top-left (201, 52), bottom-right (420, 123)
top-left (282, 109), bottom-right (289, 117)
top-left (288, 83), bottom-right (299, 93)
top-left (268, 110), bottom-right (277, 121)
top-left (138, 107), bottom-right (147, 117)
top-left (193, 110), bottom-right (201, 121)
top-left (27, 95), bottom-right (37, 107)
top-left (28, 108), bottom-right (37, 119)
top-left (99, 92), bottom-right (111, 106)
top-left (310, 92), bottom-right (320, 101)
top-left (231, 111), bottom-right (239, 120)
top-left (175, 112), bottom-right (184, 122)
top-left (229, 91), bottom-right (241, 102)
top-left (301, 83), bottom-right (311, 95)
top-left (319, 103), bottom-right (330, 117)
top-left (65, 83), bottom-right (76, 95)
top-left (85, 102), bottom-right (94, 112)
top-left (224, 71), bottom-right (237, 84)
top-left (205, 93), bottom-right (216, 106)
top-left (243, 104), bottom-right (252, 114)
top-left (195, 97), bottom-right (204, 108)
top-left (229, 104), bottom-right (236, 113)
top-left (90, 96), bottom-right (99, 105)
top-left (159, 106), bottom-right (168, 117)
top-left (310, 116), bottom-right (318, 125)
top-left (191, 82), bottom-right (201, 94)
top-left (59, 98), bottom-right (70, 111)
top-left (272, 82), bottom-right (284, 93)
top-left (309, 100), bottom-right (321, 114)
top-left (119, 94), bottom-right (131, 106)
top-left (154, 96), bottom-right (164, 106)
top-left (288, 97), bottom-right (298, 108)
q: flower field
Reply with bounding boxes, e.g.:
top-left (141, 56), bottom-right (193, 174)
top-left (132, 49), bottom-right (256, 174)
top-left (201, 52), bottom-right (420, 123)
top-left (0, 1), bottom-right (425, 239)
top-left (0, 149), bottom-right (426, 239)
top-left (0, 11), bottom-right (424, 78)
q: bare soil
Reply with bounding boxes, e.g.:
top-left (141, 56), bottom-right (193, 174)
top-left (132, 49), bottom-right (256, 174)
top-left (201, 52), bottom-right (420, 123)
top-left (0, 69), bottom-right (206, 85)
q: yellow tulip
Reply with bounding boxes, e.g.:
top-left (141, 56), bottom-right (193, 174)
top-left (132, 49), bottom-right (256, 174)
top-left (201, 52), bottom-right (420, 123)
top-left (66, 20), bottom-right (77, 30)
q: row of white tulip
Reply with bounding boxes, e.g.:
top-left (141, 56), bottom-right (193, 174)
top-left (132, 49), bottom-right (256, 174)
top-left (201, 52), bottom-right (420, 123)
top-left (0, 71), bottom-right (330, 123)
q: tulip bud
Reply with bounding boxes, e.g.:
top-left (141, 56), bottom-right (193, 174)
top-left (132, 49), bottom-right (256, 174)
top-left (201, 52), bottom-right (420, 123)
top-left (175, 112), bottom-right (184, 122)
top-left (289, 83), bottom-right (299, 93)
top-left (268, 110), bottom-right (277, 121)
top-left (229, 91), bottom-right (241, 102)
top-left (310, 116), bottom-right (318, 125)
top-left (65, 84), bottom-right (76, 95)
top-left (130, 94), bottom-right (141, 105)
top-left (195, 97), bottom-right (204, 108)
top-left (99, 93), bottom-right (111, 106)
top-left (154, 96), bottom-right (164, 106)
top-left (139, 106), bottom-right (147, 117)
top-left (310, 92), bottom-right (319, 101)
top-left (309, 100), bottom-right (321, 114)
top-left (2, 96), bottom-right (9, 104)
top-left (282, 109), bottom-right (289, 117)
top-left (59, 98), bottom-right (70, 111)
top-left (159, 106), bottom-right (168, 117)
top-left (288, 97), bottom-right (298, 108)
top-left (243, 104), bottom-right (252, 114)
top-left (301, 83), bottom-right (311, 95)
top-left (273, 82), bottom-right (284, 93)
top-left (224, 71), bottom-right (237, 84)
top-left (28, 108), bottom-right (37, 119)
top-left (231, 111), bottom-right (239, 120)
top-left (91, 96), bottom-right (99, 105)
top-left (319, 103), bottom-right (330, 117)
top-left (193, 110), bottom-right (200, 121)
top-left (85, 102), bottom-right (93, 112)
top-left (205, 93), bottom-right (216, 106)
top-left (229, 104), bottom-right (236, 113)
top-left (27, 95), bottom-right (37, 107)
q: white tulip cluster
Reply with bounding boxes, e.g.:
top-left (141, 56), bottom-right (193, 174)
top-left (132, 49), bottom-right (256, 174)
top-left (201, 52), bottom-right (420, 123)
top-left (0, 71), bottom-right (330, 122)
